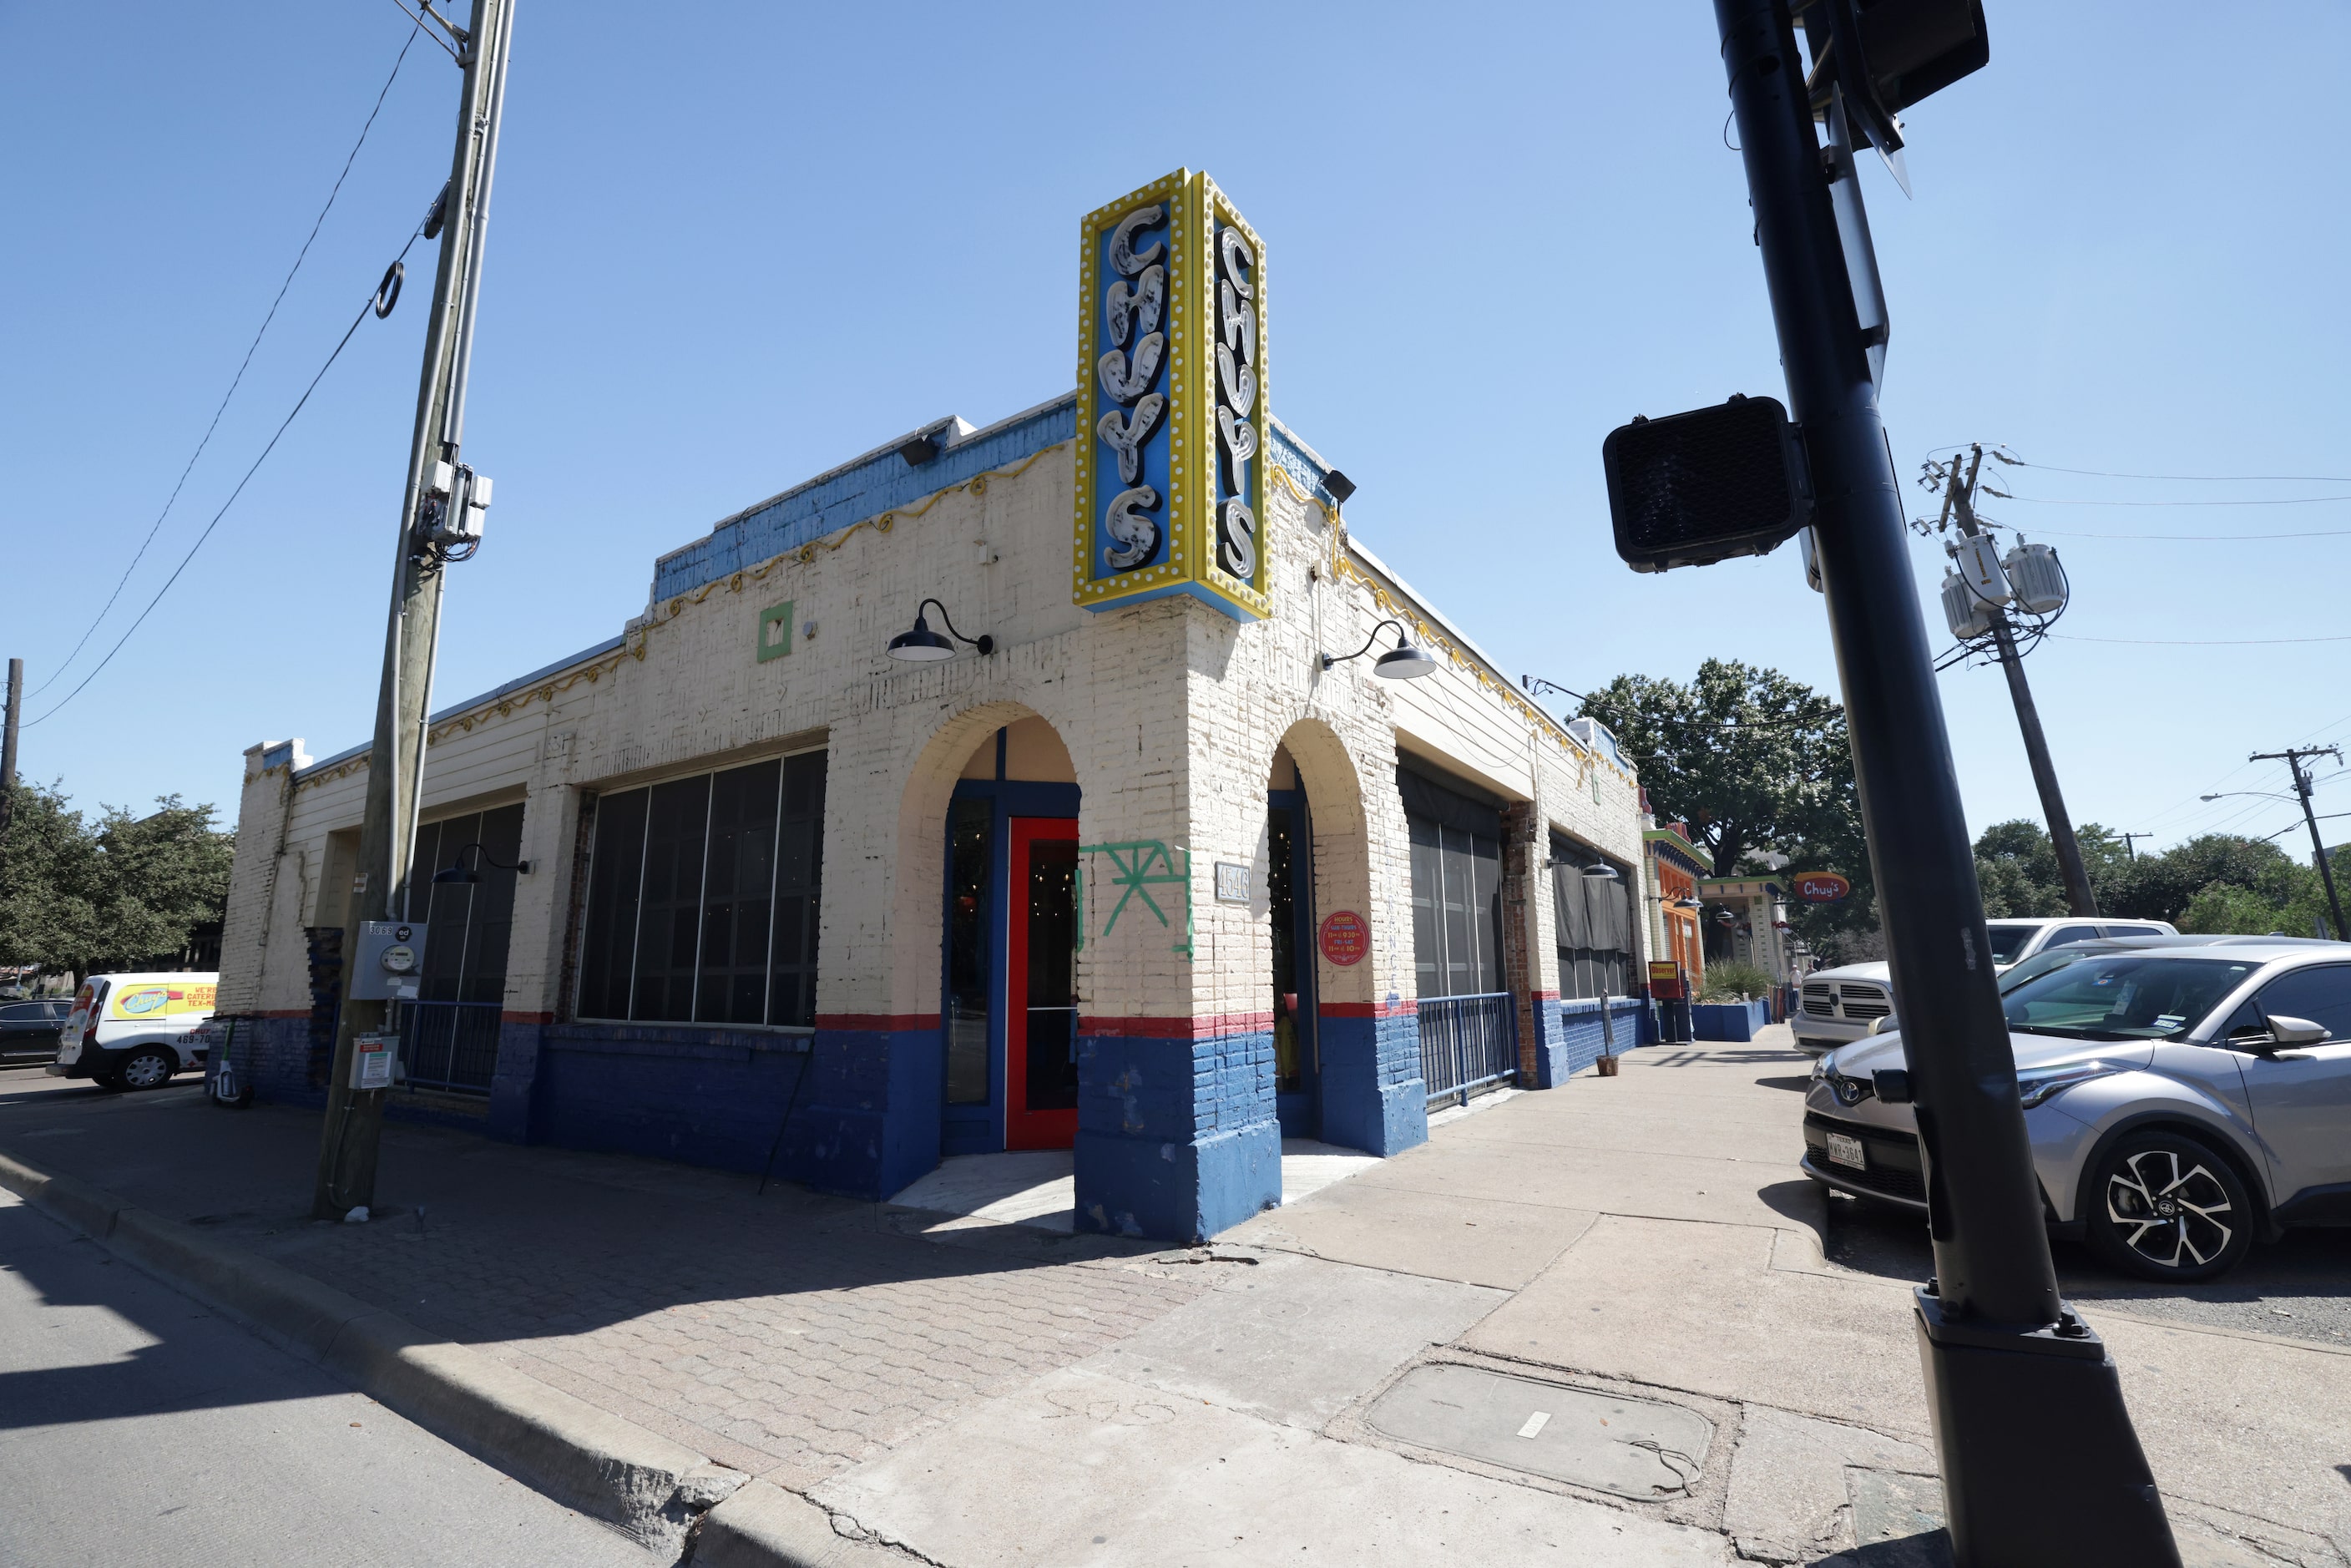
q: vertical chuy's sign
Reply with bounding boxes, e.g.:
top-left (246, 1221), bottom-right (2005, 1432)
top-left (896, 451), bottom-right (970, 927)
top-left (1074, 170), bottom-right (1272, 621)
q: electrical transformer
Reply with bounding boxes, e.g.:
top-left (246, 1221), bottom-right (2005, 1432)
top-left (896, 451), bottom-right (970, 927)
top-left (1941, 569), bottom-right (1993, 640)
top-left (2002, 539), bottom-right (2067, 615)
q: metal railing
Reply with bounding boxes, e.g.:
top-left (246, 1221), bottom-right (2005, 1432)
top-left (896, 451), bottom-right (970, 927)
top-left (401, 1000), bottom-right (502, 1095)
top-left (1419, 991), bottom-right (1519, 1110)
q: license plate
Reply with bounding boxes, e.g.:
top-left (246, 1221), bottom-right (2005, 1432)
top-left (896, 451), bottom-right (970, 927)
top-left (1825, 1131), bottom-right (1867, 1171)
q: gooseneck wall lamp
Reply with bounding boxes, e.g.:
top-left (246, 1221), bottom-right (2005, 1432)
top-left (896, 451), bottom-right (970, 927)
top-left (432, 842), bottom-right (533, 885)
top-left (1320, 620), bottom-right (1438, 680)
top-left (886, 599), bottom-right (994, 664)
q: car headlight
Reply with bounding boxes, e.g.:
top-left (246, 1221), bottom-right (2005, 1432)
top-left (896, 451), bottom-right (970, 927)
top-left (1812, 1054), bottom-right (1831, 1081)
top-left (2014, 1060), bottom-right (2121, 1109)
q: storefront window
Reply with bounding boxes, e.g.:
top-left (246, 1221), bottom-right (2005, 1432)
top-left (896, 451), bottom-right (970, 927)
top-left (575, 751), bottom-right (827, 1027)
top-left (944, 797), bottom-right (992, 1104)
top-left (1399, 766), bottom-right (1504, 1000)
top-left (1552, 836), bottom-right (1632, 999)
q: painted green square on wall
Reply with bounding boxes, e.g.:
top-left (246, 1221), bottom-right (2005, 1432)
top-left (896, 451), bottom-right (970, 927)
top-left (756, 600), bottom-right (793, 662)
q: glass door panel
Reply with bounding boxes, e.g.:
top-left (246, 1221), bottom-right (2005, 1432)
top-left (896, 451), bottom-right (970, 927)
top-left (1006, 818), bottom-right (1079, 1150)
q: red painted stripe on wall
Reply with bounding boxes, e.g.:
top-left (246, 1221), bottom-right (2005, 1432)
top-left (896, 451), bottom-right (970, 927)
top-left (1317, 999), bottom-right (1418, 1019)
top-left (501, 1010), bottom-right (555, 1024)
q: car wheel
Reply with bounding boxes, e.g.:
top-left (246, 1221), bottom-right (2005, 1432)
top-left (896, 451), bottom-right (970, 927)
top-left (2086, 1130), bottom-right (2252, 1283)
top-left (91, 1069), bottom-right (128, 1092)
top-left (119, 1049), bottom-right (177, 1091)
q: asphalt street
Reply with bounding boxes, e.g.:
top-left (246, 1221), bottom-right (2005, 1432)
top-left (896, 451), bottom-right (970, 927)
top-left (1825, 1185), bottom-right (2351, 1348)
top-left (0, 1175), bottom-right (653, 1568)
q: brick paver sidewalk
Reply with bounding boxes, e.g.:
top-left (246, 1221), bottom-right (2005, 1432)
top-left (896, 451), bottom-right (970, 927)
top-left (0, 1078), bottom-right (1211, 1489)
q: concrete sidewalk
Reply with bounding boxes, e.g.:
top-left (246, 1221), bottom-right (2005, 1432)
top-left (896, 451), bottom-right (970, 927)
top-left (2, 1032), bottom-right (2345, 1565)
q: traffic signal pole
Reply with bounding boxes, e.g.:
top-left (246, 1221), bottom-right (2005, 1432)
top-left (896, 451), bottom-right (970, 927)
top-left (313, 0), bottom-right (515, 1219)
top-left (1945, 448), bottom-right (2099, 917)
top-left (1711, 3), bottom-right (2177, 1562)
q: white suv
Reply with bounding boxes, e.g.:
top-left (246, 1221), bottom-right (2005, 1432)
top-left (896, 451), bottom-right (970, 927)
top-left (1792, 918), bottom-right (2177, 1055)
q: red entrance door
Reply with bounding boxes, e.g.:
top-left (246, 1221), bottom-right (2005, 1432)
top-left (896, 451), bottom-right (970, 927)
top-left (1006, 818), bottom-right (1079, 1150)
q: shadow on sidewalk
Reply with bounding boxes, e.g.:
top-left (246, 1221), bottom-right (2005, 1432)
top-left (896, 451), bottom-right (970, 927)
top-left (0, 1200), bottom-right (301, 1430)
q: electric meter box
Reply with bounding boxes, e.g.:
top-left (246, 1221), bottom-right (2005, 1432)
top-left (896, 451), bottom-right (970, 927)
top-left (351, 1031), bottom-right (400, 1091)
top-left (351, 920), bottom-right (426, 1001)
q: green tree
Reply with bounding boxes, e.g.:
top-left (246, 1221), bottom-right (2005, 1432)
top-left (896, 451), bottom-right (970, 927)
top-left (0, 784), bottom-right (233, 980)
top-left (1580, 660), bottom-right (1874, 959)
top-left (0, 781), bottom-right (103, 974)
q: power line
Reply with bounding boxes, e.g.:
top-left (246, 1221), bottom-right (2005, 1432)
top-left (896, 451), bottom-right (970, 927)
top-left (30, 20), bottom-right (423, 700)
top-left (24, 235), bottom-right (423, 729)
top-left (1986, 525), bottom-right (2351, 541)
top-left (1999, 458), bottom-right (2351, 484)
top-left (1995, 493), bottom-right (2351, 508)
top-left (2050, 631), bottom-right (2351, 647)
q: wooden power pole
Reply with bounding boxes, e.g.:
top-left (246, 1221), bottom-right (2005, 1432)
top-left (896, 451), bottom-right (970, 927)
top-left (314, 0), bottom-right (516, 1218)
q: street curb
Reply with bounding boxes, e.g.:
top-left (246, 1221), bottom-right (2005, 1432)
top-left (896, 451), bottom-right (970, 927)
top-left (0, 1149), bottom-right (758, 1558)
top-left (695, 1481), bottom-right (907, 1567)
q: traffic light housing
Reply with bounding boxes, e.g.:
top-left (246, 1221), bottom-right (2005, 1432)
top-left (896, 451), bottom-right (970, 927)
top-left (1603, 395), bottom-right (1812, 573)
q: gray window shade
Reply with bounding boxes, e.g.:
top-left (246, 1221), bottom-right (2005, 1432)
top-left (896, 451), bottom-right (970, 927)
top-left (1401, 765), bottom-right (1504, 999)
top-left (1552, 836), bottom-right (1632, 1000)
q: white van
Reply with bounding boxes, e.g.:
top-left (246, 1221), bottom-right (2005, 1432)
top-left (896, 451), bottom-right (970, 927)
top-left (48, 972), bottom-right (220, 1090)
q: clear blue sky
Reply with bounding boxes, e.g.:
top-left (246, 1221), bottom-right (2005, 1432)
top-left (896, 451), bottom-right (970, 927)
top-left (7, 3), bottom-right (2347, 863)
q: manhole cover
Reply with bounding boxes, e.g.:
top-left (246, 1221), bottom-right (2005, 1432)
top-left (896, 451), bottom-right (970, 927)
top-left (1365, 1363), bottom-right (1712, 1499)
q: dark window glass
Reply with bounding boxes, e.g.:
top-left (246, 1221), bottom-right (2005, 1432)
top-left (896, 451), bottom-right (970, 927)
top-left (577, 754), bottom-right (826, 1029)
top-left (766, 752), bottom-right (827, 1028)
top-left (461, 805), bottom-right (524, 1007)
top-left (1985, 923), bottom-right (2038, 964)
top-left (2045, 924), bottom-right (2103, 952)
top-left (415, 812), bottom-right (478, 1005)
top-left (1270, 808), bottom-right (1301, 1093)
top-left (1407, 810), bottom-right (1503, 999)
top-left (2256, 965), bottom-right (2351, 1042)
top-left (578, 788), bottom-right (649, 1019)
top-left (944, 796), bottom-right (992, 1104)
top-left (697, 761), bottom-right (781, 1025)
top-left (2104, 924), bottom-right (2165, 938)
top-left (1023, 837), bottom-right (1079, 1110)
top-left (1408, 815), bottom-right (1443, 1000)
top-left (632, 776), bottom-right (712, 1022)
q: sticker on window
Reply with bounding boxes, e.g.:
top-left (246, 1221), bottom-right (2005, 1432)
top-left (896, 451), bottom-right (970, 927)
top-left (2153, 1014), bottom-right (2184, 1029)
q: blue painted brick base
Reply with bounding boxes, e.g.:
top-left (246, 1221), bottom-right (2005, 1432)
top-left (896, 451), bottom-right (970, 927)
top-left (1073, 1029), bottom-right (1282, 1242)
top-left (1318, 1008), bottom-right (1427, 1156)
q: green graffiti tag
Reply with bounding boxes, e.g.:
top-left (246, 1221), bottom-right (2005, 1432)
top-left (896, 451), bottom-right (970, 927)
top-left (1074, 841), bottom-right (1193, 958)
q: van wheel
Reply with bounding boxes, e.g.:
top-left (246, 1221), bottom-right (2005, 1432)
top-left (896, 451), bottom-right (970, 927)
top-left (91, 1070), bottom-right (128, 1092)
top-left (2086, 1130), bottom-right (2252, 1283)
top-left (119, 1049), bottom-right (177, 1090)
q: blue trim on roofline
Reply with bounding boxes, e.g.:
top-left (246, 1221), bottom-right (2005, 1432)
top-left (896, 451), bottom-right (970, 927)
top-left (650, 394), bottom-right (1079, 605)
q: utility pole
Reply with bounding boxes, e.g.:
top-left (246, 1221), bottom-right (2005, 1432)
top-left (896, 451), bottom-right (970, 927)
top-left (313, 0), bottom-right (515, 1219)
top-left (2252, 746), bottom-right (2348, 940)
top-left (1947, 447), bottom-right (2098, 917)
top-left (2121, 832), bottom-right (2151, 861)
top-left (1711, 3), bottom-right (2176, 1563)
top-left (0, 658), bottom-right (20, 886)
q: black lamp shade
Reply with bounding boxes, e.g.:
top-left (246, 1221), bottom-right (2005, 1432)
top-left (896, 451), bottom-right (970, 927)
top-left (433, 864), bottom-right (479, 885)
top-left (1372, 642), bottom-right (1438, 680)
top-left (887, 616), bottom-right (958, 663)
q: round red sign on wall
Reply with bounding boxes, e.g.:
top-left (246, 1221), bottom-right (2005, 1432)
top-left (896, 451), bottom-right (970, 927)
top-left (1794, 873), bottom-right (1851, 903)
top-left (1317, 910), bottom-right (1369, 966)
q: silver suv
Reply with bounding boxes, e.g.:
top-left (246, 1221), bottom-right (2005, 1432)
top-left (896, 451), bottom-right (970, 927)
top-left (1792, 917), bottom-right (2178, 1055)
top-left (1801, 941), bottom-right (2351, 1282)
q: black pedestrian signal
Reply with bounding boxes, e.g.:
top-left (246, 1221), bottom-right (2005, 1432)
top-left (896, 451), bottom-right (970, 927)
top-left (1603, 396), bottom-right (1812, 574)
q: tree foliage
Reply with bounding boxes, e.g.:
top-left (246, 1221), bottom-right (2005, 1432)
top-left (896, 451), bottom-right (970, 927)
top-left (1580, 660), bottom-right (1874, 959)
top-left (1970, 817), bottom-right (2340, 938)
top-left (0, 783), bottom-right (234, 979)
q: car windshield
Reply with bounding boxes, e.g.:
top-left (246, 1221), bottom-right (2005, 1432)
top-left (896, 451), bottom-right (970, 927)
top-left (1985, 923), bottom-right (2039, 964)
top-left (2000, 955), bottom-right (2256, 1041)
